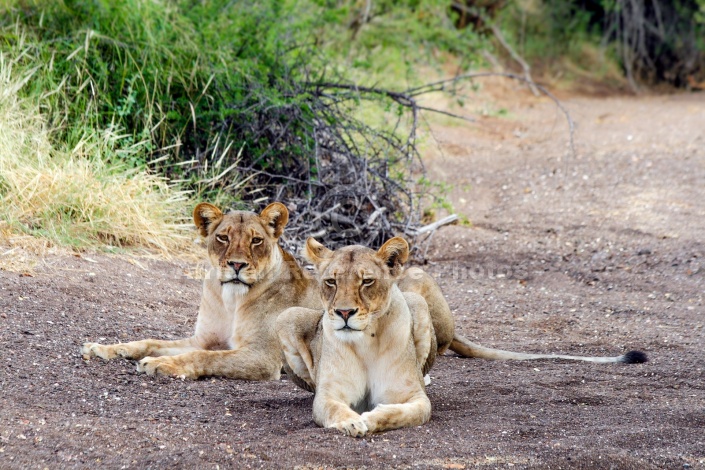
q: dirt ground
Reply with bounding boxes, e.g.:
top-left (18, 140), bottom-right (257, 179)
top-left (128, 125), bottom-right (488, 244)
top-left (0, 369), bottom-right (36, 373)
top-left (1, 87), bottom-right (704, 469)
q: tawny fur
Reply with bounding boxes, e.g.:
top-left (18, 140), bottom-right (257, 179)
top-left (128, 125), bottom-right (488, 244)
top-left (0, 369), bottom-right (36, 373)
top-left (278, 235), bottom-right (647, 436)
top-left (81, 202), bottom-right (320, 380)
top-left (277, 238), bottom-right (434, 436)
top-left (83, 202), bottom-right (646, 382)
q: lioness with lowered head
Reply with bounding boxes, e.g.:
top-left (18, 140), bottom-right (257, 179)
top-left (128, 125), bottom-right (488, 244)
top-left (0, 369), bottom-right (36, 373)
top-left (277, 236), bottom-right (648, 436)
top-left (81, 202), bottom-right (320, 379)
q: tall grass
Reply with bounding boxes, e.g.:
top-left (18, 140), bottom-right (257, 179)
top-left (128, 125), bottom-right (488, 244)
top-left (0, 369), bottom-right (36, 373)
top-left (2, 0), bottom-right (482, 179)
top-left (1, 0), bottom-right (321, 198)
top-left (3, 1), bottom-right (216, 163)
top-left (0, 49), bottom-right (189, 252)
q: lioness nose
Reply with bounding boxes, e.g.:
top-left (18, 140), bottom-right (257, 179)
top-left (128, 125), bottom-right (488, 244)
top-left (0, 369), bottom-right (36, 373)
top-left (227, 261), bottom-right (247, 273)
top-left (334, 308), bottom-right (358, 321)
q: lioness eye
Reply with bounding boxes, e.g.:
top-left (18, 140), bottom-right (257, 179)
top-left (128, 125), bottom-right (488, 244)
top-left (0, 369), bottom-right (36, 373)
top-left (324, 279), bottom-right (336, 287)
top-left (216, 234), bottom-right (228, 243)
top-left (362, 279), bottom-right (375, 286)
top-left (252, 237), bottom-right (263, 246)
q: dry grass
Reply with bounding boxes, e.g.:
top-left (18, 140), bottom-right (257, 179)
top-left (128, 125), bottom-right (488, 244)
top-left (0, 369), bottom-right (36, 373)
top-left (0, 221), bottom-right (53, 273)
top-left (0, 51), bottom-right (192, 257)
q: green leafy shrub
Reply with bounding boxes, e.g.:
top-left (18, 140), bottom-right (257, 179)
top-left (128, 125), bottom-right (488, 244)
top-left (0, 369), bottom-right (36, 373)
top-left (1, 0), bottom-right (485, 251)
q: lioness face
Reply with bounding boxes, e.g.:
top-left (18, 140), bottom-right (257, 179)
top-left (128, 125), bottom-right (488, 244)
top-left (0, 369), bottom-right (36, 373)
top-left (305, 237), bottom-right (409, 341)
top-left (193, 202), bottom-right (289, 289)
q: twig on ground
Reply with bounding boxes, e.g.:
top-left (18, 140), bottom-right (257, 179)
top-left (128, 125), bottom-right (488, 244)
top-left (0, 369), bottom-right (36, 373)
top-left (413, 215), bottom-right (459, 235)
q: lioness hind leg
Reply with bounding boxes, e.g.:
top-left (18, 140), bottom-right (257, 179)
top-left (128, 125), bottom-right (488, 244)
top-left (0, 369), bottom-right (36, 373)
top-left (361, 393), bottom-right (432, 434)
top-left (81, 338), bottom-right (198, 361)
top-left (403, 291), bottom-right (437, 376)
top-left (399, 267), bottom-right (454, 354)
top-left (276, 307), bottom-right (322, 393)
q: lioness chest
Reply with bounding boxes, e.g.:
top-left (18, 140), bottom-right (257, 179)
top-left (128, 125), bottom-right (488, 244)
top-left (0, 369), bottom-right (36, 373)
top-left (195, 278), bottom-right (280, 350)
top-left (323, 314), bottom-right (421, 412)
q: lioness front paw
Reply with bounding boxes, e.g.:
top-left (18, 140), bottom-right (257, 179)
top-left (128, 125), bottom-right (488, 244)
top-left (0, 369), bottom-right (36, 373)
top-left (137, 356), bottom-right (197, 379)
top-left (81, 342), bottom-right (135, 361)
top-left (82, 343), bottom-right (118, 360)
top-left (330, 417), bottom-right (368, 437)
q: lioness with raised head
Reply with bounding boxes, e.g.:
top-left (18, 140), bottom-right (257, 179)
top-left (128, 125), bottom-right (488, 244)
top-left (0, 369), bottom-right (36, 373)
top-left (81, 202), bottom-right (320, 380)
top-left (277, 237), bottom-right (436, 436)
top-left (278, 235), bottom-right (648, 436)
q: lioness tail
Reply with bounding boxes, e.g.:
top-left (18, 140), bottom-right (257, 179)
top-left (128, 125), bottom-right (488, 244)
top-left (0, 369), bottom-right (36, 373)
top-left (450, 335), bottom-right (647, 364)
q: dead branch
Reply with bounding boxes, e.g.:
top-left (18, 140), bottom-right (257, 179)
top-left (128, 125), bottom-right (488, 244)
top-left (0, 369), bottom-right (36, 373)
top-left (208, 60), bottom-right (576, 260)
top-left (405, 72), bottom-right (576, 158)
top-left (450, 1), bottom-right (539, 96)
top-left (488, 24), bottom-right (540, 97)
top-left (413, 214), bottom-right (459, 235)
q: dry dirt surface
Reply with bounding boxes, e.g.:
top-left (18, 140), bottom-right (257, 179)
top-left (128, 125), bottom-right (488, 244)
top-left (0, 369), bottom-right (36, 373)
top-left (1, 89), bottom-right (704, 469)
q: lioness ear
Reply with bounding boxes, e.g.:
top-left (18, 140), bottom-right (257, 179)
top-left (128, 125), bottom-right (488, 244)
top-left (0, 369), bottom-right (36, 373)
top-left (260, 202), bottom-right (289, 238)
top-left (193, 203), bottom-right (224, 238)
top-left (377, 237), bottom-right (409, 277)
top-left (304, 237), bottom-right (333, 266)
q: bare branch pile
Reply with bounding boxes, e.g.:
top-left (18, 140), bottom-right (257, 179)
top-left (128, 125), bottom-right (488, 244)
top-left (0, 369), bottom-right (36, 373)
top-left (203, 76), bottom-right (430, 255)
top-left (193, 70), bottom-right (568, 257)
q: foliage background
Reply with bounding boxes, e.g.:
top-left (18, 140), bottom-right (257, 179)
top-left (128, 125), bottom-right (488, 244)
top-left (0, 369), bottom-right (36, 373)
top-left (1, 0), bottom-right (702, 253)
top-left (499, 0), bottom-right (705, 90)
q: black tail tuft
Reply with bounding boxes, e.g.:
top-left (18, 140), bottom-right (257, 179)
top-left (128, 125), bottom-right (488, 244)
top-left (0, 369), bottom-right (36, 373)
top-left (621, 350), bottom-right (648, 364)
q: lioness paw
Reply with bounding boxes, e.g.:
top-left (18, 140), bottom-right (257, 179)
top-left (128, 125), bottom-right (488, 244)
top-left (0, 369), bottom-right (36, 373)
top-left (82, 343), bottom-right (137, 361)
top-left (137, 357), bottom-right (197, 379)
top-left (331, 418), bottom-right (368, 437)
top-left (82, 343), bottom-right (117, 360)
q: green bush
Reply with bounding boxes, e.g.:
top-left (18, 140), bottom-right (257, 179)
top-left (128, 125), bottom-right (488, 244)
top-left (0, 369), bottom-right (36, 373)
top-left (1, 1), bottom-right (311, 174)
top-left (0, 0), bottom-right (485, 250)
top-left (2, 0), bottom-right (482, 187)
